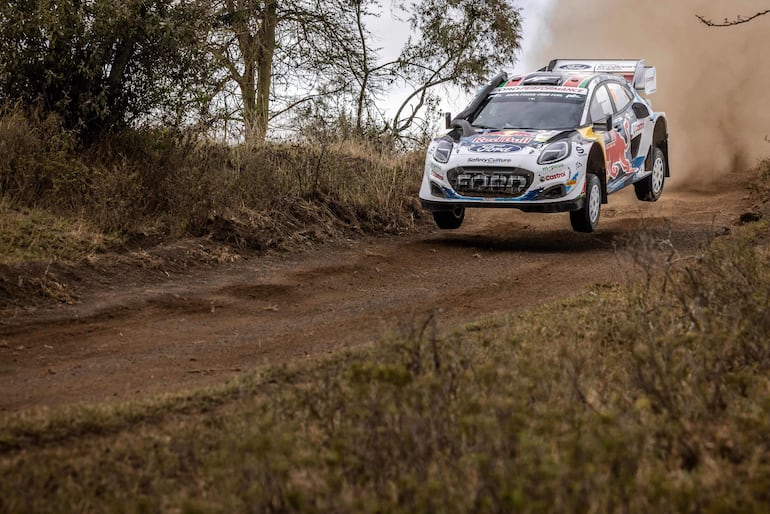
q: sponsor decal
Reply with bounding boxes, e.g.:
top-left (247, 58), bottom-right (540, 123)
top-left (575, 146), bottom-right (586, 155)
top-left (542, 163), bottom-right (566, 172)
top-left (470, 135), bottom-right (532, 145)
top-left (575, 161), bottom-right (584, 169)
top-left (566, 179), bottom-right (577, 187)
top-left (631, 120), bottom-right (645, 135)
top-left (467, 157), bottom-right (512, 164)
top-left (595, 63), bottom-right (636, 73)
top-left (431, 170), bottom-right (444, 181)
top-left (469, 143), bottom-right (522, 153)
top-left (559, 63), bottom-right (592, 71)
top-left (605, 119), bottom-right (634, 180)
top-left (542, 171), bottom-right (568, 181)
top-left (456, 173), bottom-right (528, 194)
top-left (494, 86), bottom-right (588, 95)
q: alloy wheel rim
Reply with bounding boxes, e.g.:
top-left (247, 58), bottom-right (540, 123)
top-left (589, 182), bottom-right (601, 224)
top-left (652, 157), bottom-right (665, 194)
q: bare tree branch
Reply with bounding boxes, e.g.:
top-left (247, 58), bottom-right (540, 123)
top-left (696, 9), bottom-right (770, 27)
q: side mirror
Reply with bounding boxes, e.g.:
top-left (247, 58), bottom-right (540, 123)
top-left (444, 112), bottom-right (452, 129)
top-left (592, 116), bottom-right (612, 132)
top-left (450, 118), bottom-right (475, 139)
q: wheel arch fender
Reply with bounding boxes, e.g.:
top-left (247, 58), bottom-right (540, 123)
top-left (587, 143), bottom-right (608, 203)
top-left (647, 117), bottom-right (670, 177)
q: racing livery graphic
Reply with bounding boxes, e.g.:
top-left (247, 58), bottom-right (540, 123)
top-left (419, 59), bottom-right (669, 232)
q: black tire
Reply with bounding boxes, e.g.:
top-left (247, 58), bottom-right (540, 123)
top-left (570, 173), bottom-right (601, 233)
top-left (634, 147), bottom-right (666, 202)
top-left (432, 208), bottom-right (465, 229)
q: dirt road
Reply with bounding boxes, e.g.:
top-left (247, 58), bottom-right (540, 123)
top-left (0, 174), bottom-right (753, 413)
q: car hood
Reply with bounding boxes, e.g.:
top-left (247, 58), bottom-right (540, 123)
top-left (457, 129), bottom-right (571, 154)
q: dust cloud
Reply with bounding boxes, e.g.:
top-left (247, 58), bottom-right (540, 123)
top-left (529, 0), bottom-right (770, 186)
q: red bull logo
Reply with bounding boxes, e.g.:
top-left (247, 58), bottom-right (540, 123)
top-left (605, 119), bottom-right (633, 180)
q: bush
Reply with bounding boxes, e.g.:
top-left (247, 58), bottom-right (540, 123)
top-left (0, 108), bottom-right (423, 259)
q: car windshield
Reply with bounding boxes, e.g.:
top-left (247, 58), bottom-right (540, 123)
top-left (471, 89), bottom-right (586, 130)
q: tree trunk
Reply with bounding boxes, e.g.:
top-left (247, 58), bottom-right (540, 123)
top-left (253, 0), bottom-right (277, 140)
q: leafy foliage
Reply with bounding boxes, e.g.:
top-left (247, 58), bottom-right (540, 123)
top-left (0, 0), bottom-right (523, 142)
top-left (0, 0), bottom-right (216, 141)
top-left (387, 0), bottom-right (522, 135)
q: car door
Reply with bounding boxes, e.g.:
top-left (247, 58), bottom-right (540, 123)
top-left (606, 82), bottom-right (648, 176)
top-left (588, 83), bottom-right (632, 191)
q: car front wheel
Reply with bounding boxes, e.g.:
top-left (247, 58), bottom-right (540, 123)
top-left (432, 208), bottom-right (465, 229)
top-left (570, 173), bottom-right (601, 233)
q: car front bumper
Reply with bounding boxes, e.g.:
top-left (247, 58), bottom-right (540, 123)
top-left (420, 197), bottom-right (585, 213)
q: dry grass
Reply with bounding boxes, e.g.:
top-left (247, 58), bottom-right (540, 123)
top-left (0, 199), bottom-right (114, 264)
top-left (0, 107), bottom-right (424, 265)
top-left (1, 218), bottom-right (769, 512)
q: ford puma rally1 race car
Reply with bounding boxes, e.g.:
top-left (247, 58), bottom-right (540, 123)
top-left (419, 59), bottom-right (669, 232)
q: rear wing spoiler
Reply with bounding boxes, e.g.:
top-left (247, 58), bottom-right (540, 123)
top-left (543, 59), bottom-right (657, 95)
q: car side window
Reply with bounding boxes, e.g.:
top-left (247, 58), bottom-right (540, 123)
top-left (607, 82), bottom-right (633, 113)
top-left (589, 85), bottom-right (614, 122)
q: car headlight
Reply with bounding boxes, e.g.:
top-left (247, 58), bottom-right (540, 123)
top-left (433, 139), bottom-right (454, 163)
top-left (537, 141), bottom-right (571, 165)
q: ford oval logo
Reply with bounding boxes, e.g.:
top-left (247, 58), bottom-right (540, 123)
top-left (469, 143), bottom-right (522, 153)
top-left (559, 63), bottom-right (592, 70)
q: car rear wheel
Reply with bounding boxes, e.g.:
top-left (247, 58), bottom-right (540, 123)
top-left (570, 173), bottom-right (601, 233)
top-left (634, 147), bottom-right (666, 202)
top-left (432, 208), bottom-right (465, 230)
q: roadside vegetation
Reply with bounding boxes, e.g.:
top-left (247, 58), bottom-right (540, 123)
top-left (0, 0), bottom-right (521, 304)
top-left (1, 161), bottom-right (769, 512)
top-left (0, 107), bottom-right (424, 265)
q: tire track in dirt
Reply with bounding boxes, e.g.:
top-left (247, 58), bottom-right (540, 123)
top-left (0, 173), bottom-right (752, 412)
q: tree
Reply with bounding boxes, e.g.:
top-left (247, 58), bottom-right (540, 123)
top-left (209, 0), bottom-right (371, 140)
top-left (340, 0), bottom-right (522, 141)
top-left (209, 0), bottom-right (522, 143)
top-left (0, 0), bottom-right (216, 142)
top-left (696, 9), bottom-right (770, 27)
top-left (385, 0), bottom-right (522, 138)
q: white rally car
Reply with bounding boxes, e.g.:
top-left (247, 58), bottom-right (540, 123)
top-left (419, 59), bottom-right (669, 232)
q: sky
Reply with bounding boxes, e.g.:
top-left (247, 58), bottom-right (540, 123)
top-left (367, 0), bottom-right (554, 122)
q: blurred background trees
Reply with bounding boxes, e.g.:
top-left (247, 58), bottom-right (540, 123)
top-left (0, 0), bottom-right (217, 142)
top-left (0, 0), bottom-right (522, 146)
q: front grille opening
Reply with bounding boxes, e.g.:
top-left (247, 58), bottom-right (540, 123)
top-left (447, 167), bottom-right (534, 198)
top-left (539, 184), bottom-right (566, 200)
top-left (430, 181), bottom-right (447, 198)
